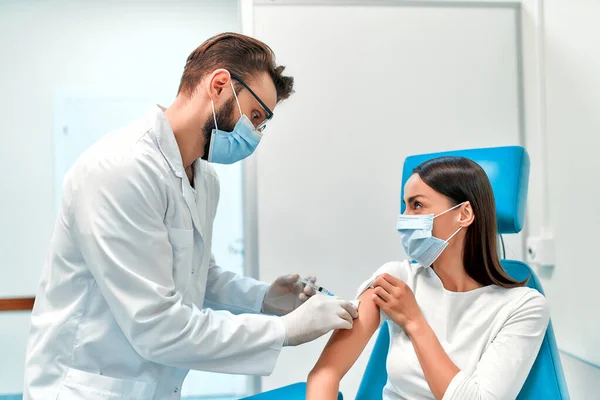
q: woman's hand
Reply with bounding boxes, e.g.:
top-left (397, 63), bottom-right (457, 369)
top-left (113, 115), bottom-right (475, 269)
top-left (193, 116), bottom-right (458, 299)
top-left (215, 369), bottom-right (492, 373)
top-left (372, 273), bottom-right (425, 336)
top-left (373, 274), bottom-right (460, 400)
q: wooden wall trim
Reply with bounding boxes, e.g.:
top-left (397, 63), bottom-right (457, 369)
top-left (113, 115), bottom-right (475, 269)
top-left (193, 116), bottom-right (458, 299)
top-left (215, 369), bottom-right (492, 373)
top-left (0, 297), bottom-right (35, 312)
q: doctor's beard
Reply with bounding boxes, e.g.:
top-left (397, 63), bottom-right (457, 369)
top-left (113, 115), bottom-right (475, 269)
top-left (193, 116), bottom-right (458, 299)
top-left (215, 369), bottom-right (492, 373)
top-left (201, 97), bottom-right (236, 161)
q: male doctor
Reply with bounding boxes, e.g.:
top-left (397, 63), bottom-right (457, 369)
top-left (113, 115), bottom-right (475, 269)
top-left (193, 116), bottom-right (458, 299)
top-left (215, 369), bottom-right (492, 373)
top-left (23, 33), bottom-right (358, 399)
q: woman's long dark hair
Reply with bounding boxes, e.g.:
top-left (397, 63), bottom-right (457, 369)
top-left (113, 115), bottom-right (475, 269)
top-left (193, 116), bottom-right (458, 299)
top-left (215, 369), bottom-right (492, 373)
top-left (413, 156), bottom-right (526, 288)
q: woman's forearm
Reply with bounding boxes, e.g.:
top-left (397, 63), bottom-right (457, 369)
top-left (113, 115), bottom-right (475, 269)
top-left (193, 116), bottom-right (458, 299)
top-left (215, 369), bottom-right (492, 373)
top-left (307, 368), bottom-right (340, 400)
top-left (407, 318), bottom-right (460, 400)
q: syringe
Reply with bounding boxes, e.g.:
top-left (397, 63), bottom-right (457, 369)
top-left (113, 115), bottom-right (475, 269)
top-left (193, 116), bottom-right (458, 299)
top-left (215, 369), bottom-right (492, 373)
top-left (298, 277), bottom-right (335, 296)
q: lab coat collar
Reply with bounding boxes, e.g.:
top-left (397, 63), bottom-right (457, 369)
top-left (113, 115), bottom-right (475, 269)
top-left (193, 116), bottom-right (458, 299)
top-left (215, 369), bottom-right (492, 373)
top-left (146, 105), bottom-right (185, 179)
top-left (146, 105), bottom-right (204, 236)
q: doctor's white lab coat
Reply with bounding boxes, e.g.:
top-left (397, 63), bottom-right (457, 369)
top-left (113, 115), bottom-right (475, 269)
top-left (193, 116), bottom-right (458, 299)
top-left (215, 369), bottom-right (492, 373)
top-left (23, 106), bottom-right (286, 400)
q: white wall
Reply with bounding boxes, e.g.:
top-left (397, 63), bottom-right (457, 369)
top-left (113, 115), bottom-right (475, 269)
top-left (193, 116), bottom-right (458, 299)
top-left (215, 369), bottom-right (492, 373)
top-left (0, 313), bottom-right (31, 395)
top-left (560, 352), bottom-right (600, 400)
top-left (0, 0), bottom-right (238, 394)
top-left (520, 0), bottom-right (600, 395)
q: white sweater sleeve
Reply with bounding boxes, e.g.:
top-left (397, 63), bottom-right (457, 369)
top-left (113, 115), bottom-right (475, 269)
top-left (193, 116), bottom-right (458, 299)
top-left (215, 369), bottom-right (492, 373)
top-left (442, 291), bottom-right (550, 400)
top-left (355, 261), bottom-right (412, 326)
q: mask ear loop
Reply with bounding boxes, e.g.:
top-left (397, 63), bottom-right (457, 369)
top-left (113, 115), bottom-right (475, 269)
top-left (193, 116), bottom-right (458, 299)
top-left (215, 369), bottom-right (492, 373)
top-left (230, 81), bottom-right (243, 116)
top-left (211, 99), bottom-right (219, 131)
top-left (445, 226), bottom-right (463, 243)
top-left (434, 201), bottom-right (467, 219)
top-left (433, 201), bottom-right (466, 242)
top-left (210, 79), bottom-right (242, 132)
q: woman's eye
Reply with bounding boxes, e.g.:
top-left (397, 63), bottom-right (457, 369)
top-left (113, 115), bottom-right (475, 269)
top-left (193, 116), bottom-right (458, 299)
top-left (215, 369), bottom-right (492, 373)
top-left (414, 202), bottom-right (423, 210)
top-left (252, 110), bottom-right (260, 120)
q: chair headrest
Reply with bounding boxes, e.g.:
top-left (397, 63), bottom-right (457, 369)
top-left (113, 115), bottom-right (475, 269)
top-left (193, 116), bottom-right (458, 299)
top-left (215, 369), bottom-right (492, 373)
top-left (400, 146), bottom-right (530, 234)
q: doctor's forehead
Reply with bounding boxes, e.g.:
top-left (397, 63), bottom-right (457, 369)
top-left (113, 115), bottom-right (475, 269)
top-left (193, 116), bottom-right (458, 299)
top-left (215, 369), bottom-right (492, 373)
top-left (245, 72), bottom-right (278, 111)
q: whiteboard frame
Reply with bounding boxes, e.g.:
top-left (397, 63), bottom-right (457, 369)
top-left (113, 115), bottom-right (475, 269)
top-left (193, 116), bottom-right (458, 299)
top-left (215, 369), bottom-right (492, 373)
top-left (254, 0), bottom-right (520, 8)
top-left (242, 0), bottom-right (526, 276)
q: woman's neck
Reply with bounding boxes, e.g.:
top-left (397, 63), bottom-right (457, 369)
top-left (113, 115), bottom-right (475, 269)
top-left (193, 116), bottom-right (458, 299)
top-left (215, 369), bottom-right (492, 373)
top-left (432, 250), bottom-right (483, 292)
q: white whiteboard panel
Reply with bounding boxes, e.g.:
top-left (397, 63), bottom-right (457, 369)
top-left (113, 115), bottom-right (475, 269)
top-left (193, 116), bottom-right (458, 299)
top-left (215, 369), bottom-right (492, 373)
top-left (252, 2), bottom-right (523, 396)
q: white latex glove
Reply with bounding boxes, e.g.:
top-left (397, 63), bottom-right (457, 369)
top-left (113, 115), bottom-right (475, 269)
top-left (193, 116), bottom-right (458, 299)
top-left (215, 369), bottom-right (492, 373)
top-left (281, 294), bottom-right (359, 346)
top-left (262, 274), bottom-right (317, 316)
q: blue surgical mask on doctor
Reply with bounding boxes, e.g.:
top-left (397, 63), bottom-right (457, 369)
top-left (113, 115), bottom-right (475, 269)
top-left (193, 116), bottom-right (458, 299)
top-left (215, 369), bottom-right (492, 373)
top-left (207, 81), bottom-right (264, 165)
top-left (396, 202), bottom-right (466, 267)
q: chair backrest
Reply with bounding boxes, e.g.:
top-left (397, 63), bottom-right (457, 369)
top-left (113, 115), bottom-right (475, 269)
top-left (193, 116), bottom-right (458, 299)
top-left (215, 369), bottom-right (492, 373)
top-left (355, 146), bottom-right (569, 400)
top-left (400, 146), bottom-right (529, 235)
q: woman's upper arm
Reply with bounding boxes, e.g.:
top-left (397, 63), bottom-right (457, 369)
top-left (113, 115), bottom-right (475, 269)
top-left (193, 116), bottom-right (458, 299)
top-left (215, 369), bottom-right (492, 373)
top-left (306, 261), bottom-right (408, 400)
top-left (310, 261), bottom-right (409, 377)
top-left (310, 289), bottom-right (381, 378)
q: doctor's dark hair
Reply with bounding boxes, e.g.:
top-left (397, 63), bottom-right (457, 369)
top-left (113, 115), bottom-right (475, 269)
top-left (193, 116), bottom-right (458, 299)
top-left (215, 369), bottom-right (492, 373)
top-left (177, 32), bottom-right (294, 102)
top-left (413, 157), bottom-right (527, 288)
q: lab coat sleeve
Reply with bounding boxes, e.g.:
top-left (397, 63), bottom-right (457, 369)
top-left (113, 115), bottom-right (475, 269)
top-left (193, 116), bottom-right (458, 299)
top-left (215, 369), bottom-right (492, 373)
top-left (71, 154), bottom-right (286, 375)
top-left (202, 254), bottom-right (270, 315)
top-left (442, 291), bottom-right (550, 400)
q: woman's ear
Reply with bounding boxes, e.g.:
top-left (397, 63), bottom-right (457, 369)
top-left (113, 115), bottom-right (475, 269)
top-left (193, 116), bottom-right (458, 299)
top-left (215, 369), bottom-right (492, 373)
top-left (459, 201), bottom-right (475, 227)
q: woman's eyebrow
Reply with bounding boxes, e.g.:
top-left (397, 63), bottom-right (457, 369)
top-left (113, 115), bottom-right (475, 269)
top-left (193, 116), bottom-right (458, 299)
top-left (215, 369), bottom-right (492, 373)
top-left (404, 194), bottom-right (426, 204)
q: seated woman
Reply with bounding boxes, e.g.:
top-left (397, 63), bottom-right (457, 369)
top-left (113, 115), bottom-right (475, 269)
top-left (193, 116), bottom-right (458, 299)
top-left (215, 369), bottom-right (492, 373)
top-left (307, 156), bottom-right (549, 400)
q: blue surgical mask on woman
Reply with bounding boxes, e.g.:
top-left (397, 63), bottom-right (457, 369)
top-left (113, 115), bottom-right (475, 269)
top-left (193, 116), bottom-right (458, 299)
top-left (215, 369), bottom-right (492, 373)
top-left (207, 81), bottom-right (263, 165)
top-left (396, 202), bottom-right (466, 267)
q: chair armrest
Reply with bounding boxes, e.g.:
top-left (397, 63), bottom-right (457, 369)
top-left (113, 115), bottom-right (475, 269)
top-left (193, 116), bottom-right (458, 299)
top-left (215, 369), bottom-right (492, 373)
top-left (240, 382), bottom-right (343, 400)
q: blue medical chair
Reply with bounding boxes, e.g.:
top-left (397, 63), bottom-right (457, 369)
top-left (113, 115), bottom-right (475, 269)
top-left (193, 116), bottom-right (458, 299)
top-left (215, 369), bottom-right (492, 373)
top-left (243, 146), bottom-right (569, 400)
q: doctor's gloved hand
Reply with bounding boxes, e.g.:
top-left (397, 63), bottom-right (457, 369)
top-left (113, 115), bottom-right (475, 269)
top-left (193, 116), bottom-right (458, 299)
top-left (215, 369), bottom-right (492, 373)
top-left (281, 294), bottom-right (359, 346)
top-left (262, 274), bottom-right (317, 316)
